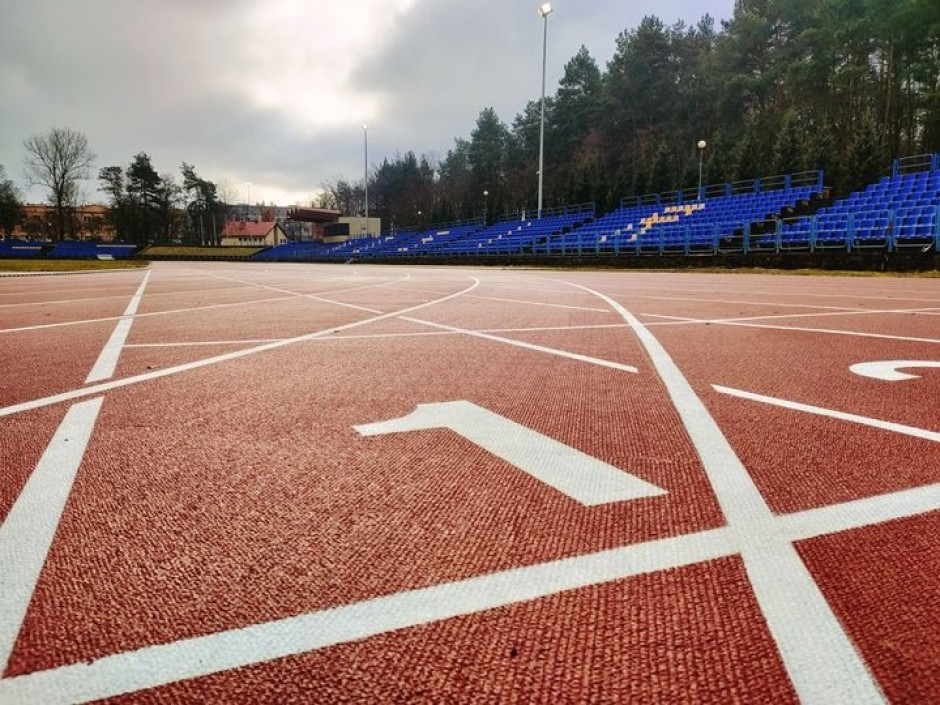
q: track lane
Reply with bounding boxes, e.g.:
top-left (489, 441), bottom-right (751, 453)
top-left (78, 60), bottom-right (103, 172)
top-left (1, 263), bottom-right (937, 702)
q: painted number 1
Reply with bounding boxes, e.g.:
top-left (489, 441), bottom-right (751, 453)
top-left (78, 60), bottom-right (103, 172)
top-left (354, 400), bottom-right (666, 507)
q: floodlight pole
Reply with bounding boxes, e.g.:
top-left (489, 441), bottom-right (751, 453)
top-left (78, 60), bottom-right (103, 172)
top-left (537, 3), bottom-right (553, 220)
top-left (363, 124), bottom-right (369, 236)
top-left (697, 139), bottom-right (707, 200)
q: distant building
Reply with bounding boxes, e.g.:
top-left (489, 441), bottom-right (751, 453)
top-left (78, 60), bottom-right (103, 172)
top-left (12, 203), bottom-right (115, 240)
top-left (230, 204), bottom-right (315, 240)
top-left (286, 207), bottom-right (342, 240)
top-left (219, 220), bottom-right (288, 247)
top-left (285, 207), bottom-right (380, 242)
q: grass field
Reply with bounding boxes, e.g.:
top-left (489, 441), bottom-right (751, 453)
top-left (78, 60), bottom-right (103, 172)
top-left (0, 260), bottom-right (150, 273)
top-left (140, 246), bottom-right (264, 257)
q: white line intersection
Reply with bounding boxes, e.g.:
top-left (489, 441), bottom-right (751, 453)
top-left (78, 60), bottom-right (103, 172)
top-left (0, 266), bottom-right (937, 703)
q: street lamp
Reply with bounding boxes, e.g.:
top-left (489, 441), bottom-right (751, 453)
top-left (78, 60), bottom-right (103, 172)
top-left (363, 124), bottom-right (369, 236)
top-left (245, 182), bottom-right (252, 220)
top-left (483, 189), bottom-right (489, 223)
top-left (697, 139), bottom-right (707, 200)
top-left (537, 2), bottom-right (553, 219)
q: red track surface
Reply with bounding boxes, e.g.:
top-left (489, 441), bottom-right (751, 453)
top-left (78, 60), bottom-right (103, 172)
top-left (0, 263), bottom-right (937, 704)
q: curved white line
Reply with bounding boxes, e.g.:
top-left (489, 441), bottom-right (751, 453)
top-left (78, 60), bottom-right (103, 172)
top-left (849, 360), bottom-right (940, 382)
top-left (0, 277), bottom-right (480, 418)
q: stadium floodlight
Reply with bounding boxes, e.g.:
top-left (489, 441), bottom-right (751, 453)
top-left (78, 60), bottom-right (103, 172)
top-left (537, 3), bottom-right (553, 219)
top-left (483, 189), bottom-right (489, 222)
top-left (363, 124), bottom-right (369, 236)
top-left (697, 139), bottom-right (707, 200)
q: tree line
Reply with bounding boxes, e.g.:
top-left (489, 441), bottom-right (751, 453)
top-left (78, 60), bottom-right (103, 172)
top-left (3, 1), bottom-right (938, 241)
top-left (98, 155), bottom-right (229, 246)
top-left (322, 0), bottom-right (940, 226)
top-left (0, 129), bottom-right (233, 244)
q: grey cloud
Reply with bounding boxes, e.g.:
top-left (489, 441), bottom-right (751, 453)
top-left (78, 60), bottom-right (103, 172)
top-left (350, 0), bottom-right (732, 166)
top-left (1, 0), bottom-right (732, 205)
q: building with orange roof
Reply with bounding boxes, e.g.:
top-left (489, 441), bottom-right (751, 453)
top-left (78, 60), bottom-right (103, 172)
top-left (219, 220), bottom-right (288, 247)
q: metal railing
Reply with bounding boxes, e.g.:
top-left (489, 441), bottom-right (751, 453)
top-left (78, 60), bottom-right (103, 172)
top-left (620, 171), bottom-right (824, 209)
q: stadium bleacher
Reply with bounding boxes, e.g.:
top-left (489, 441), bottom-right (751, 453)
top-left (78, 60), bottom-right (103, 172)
top-left (769, 156), bottom-right (940, 252)
top-left (0, 240), bottom-right (44, 258)
top-left (528, 173), bottom-right (822, 257)
top-left (47, 241), bottom-right (138, 259)
top-left (245, 156), bottom-right (938, 262)
top-left (430, 205), bottom-right (593, 257)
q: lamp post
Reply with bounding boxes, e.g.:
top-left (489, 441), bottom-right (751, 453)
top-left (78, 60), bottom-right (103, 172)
top-left (363, 124), bottom-right (369, 236)
top-left (483, 189), bottom-right (489, 223)
top-left (697, 140), bottom-right (707, 200)
top-left (245, 182), bottom-right (251, 220)
top-left (537, 3), bottom-right (553, 219)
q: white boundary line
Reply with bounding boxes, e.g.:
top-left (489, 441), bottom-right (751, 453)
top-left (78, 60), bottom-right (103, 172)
top-left (1, 482), bottom-right (935, 704)
top-left (560, 280), bottom-right (887, 704)
top-left (0, 279), bottom-right (481, 419)
top-left (85, 271), bottom-right (152, 383)
top-left (644, 313), bottom-right (940, 345)
top-left (0, 284), bottom-right (257, 309)
top-left (629, 293), bottom-right (868, 312)
top-left (644, 307), bottom-right (940, 326)
top-left (0, 398), bottom-right (105, 673)
top-left (468, 295), bottom-right (611, 313)
top-left (401, 317), bottom-right (639, 374)
top-left (118, 323), bottom-right (632, 349)
top-left (1, 265), bottom-right (936, 702)
top-left (1, 270), bottom-right (157, 672)
top-left (592, 280), bottom-right (940, 305)
top-left (0, 273), bottom-right (415, 335)
top-left (712, 385), bottom-right (940, 443)
top-left (0, 295), bottom-right (295, 334)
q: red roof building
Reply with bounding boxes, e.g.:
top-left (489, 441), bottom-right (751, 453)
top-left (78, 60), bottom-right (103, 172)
top-left (219, 221), bottom-right (288, 247)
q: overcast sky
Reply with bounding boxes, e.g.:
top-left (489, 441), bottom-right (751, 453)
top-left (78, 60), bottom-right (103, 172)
top-left (1, 0), bottom-right (733, 206)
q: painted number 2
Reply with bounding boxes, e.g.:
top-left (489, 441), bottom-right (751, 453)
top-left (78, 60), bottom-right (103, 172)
top-left (355, 400), bottom-right (666, 507)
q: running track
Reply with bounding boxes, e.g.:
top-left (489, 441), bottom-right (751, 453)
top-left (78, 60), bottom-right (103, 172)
top-left (1, 262), bottom-right (938, 704)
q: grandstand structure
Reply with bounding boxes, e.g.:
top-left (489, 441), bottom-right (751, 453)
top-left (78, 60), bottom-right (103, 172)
top-left (3, 155), bottom-right (938, 264)
top-left (0, 240), bottom-right (136, 260)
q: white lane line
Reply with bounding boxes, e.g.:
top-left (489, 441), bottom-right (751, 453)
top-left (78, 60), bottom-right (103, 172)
top-left (562, 280), bottom-right (886, 705)
top-left (192, 269), bottom-right (423, 315)
top-left (85, 271), bottom-right (151, 383)
top-left (0, 528), bottom-right (737, 704)
top-left (3, 480), bottom-right (937, 704)
top-left (124, 339), bottom-right (288, 348)
top-left (780, 483), bottom-right (940, 542)
top-left (355, 400), bottom-right (665, 506)
top-left (0, 279), bottom-right (481, 419)
top-left (401, 317), bottom-right (639, 374)
top-left (563, 285), bottom-right (771, 525)
top-left (0, 284), bottom-right (258, 308)
top-left (481, 323), bottom-right (629, 334)
top-left (0, 295), bottom-right (295, 334)
top-left (595, 281), bottom-right (940, 306)
top-left (644, 314), bottom-right (940, 345)
top-left (712, 386), bottom-right (940, 443)
top-left (468, 295), bottom-right (611, 313)
top-left (120, 324), bottom-right (633, 348)
top-left (655, 306), bottom-right (940, 325)
top-left (628, 293), bottom-right (866, 312)
top-left (0, 278), bottom-right (407, 334)
top-left (0, 397), bottom-right (104, 673)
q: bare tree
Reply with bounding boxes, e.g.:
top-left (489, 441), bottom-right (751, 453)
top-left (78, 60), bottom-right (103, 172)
top-left (23, 128), bottom-right (95, 241)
